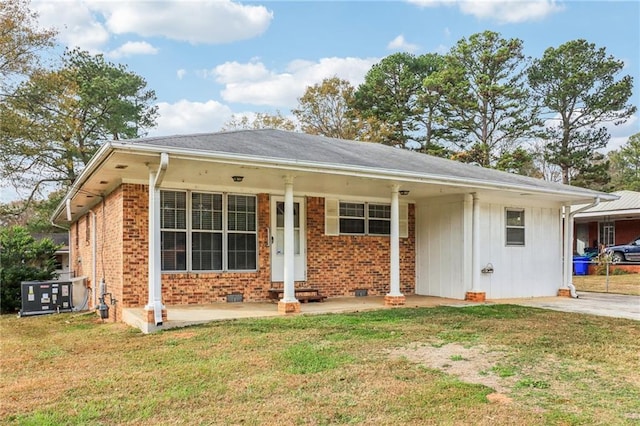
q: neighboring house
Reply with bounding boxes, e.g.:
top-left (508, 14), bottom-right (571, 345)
top-left (32, 232), bottom-right (71, 279)
top-left (51, 130), bottom-right (615, 329)
top-left (573, 190), bottom-right (640, 255)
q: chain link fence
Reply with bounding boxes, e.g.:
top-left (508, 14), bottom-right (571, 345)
top-left (572, 255), bottom-right (640, 295)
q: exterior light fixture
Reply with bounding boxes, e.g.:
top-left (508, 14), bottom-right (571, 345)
top-left (232, 176), bottom-right (244, 183)
top-left (399, 190), bottom-right (410, 196)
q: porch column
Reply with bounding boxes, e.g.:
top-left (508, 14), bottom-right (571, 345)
top-left (145, 169), bottom-right (165, 325)
top-left (563, 203), bottom-right (574, 292)
top-left (465, 193), bottom-right (485, 302)
top-left (278, 176), bottom-right (300, 313)
top-left (385, 184), bottom-right (405, 306)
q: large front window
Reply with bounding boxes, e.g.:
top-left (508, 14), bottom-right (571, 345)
top-left (161, 191), bottom-right (257, 271)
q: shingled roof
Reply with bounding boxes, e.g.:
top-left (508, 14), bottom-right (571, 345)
top-left (120, 129), bottom-right (609, 199)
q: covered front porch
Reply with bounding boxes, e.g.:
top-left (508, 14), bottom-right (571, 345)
top-left (123, 295), bottom-right (472, 334)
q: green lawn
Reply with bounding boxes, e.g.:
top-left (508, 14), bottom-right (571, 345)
top-left (1, 305), bottom-right (639, 425)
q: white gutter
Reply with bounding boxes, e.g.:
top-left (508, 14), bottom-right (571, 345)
top-left (564, 197), bottom-right (600, 298)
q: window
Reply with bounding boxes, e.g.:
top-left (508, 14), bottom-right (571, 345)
top-left (227, 195), bottom-right (257, 270)
top-left (505, 209), bottom-right (525, 246)
top-left (191, 192), bottom-right (222, 271)
top-left (161, 191), bottom-right (187, 271)
top-left (338, 202), bottom-right (391, 235)
top-left (85, 214), bottom-right (91, 243)
top-left (339, 202), bottom-right (365, 234)
top-left (599, 222), bottom-right (615, 247)
top-left (368, 204), bottom-right (391, 235)
top-left (160, 191), bottom-right (257, 272)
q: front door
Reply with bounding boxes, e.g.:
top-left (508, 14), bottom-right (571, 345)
top-left (271, 197), bottom-right (306, 282)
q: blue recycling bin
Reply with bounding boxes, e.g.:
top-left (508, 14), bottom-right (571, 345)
top-left (573, 256), bottom-right (590, 275)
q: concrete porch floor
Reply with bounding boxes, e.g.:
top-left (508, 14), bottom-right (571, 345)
top-left (123, 295), bottom-right (474, 333)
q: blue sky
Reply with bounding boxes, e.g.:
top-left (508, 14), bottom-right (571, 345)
top-left (1, 0), bottom-right (637, 202)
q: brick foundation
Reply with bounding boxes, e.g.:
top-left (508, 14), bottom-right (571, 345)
top-left (145, 308), bottom-right (168, 324)
top-left (384, 295), bottom-right (406, 306)
top-left (465, 291), bottom-right (486, 302)
top-left (557, 288), bottom-right (571, 297)
top-left (278, 301), bottom-right (301, 314)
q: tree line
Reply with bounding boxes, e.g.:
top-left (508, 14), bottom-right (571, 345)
top-left (1, 0), bottom-right (638, 235)
top-left (229, 33), bottom-right (636, 192)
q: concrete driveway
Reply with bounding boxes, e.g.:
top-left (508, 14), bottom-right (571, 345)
top-left (499, 292), bottom-right (640, 321)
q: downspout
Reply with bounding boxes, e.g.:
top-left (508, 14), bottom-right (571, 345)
top-left (91, 210), bottom-right (97, 308)
top-left (148, 153), bottom-right (169, 326)
top-left (564, 197), bottom-right (600, 298)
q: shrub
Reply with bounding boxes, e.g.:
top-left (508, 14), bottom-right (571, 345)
top-left (0, 226), bottom-right (59, 313)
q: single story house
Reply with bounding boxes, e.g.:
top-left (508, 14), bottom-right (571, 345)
top-left (51, 129), bottom-right (616, 329)
top-left (573, 190), bottom-right (640, 254)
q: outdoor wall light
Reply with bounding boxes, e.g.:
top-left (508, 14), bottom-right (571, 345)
top-left (232, 176), bottom-right (244, 182)
top-left (399, 190), bottom-right (410, 196)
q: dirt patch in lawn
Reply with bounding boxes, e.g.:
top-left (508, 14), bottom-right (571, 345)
top-left (388, 342), bottom-right (517, 401)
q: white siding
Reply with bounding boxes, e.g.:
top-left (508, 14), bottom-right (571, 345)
top-left (478, 200), bottom-right (562, 298)
top-left (416, 194), bottom-right (563, 299)
top-left (416, 195), bottom-right (467, 299)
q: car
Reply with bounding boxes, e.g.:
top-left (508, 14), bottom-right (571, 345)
top-left (605, 236), bottom-right (640, 263)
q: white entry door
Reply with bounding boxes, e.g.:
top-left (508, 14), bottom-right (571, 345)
top-left (271, 196), bottom-right (306, 282)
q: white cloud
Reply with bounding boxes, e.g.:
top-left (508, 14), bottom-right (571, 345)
top-left (176, 69), bottom-right (187, 80)
top-left (387, 35), bottom-right (420, 53)
top-left (459, 1), bottom-right (564, 23)
top-left (209, 57), bottom-right (379, 107)
top-left (34, 0), bottom-right (272, 54)
top-left (34, 1), bottom-right (110, 53)
top-left (95, 0), bottom-right (273, 44)
top-left (407, 0), bottom-right (564, 23)
top-left (150, 100), bottom-right (234, 137)
top-left (107, 41), bottom-right (158, 59)
top-left (604, 114), bottom-right (638, 152)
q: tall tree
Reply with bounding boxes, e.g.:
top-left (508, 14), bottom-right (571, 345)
top-left (222, 110), bottom-right (296, 131)
top-left (609, 133), bottom-right (640, 191)
top-left (0, 0), bottom-right (56, 94)
top-left (528, 39), bottom-right (636, 184)
top-left (352, 52), bottom-right (433, 149)
top-left (0, 48), bottom-right (158, 202)
top-left (438, 30), bottom-right (538, 168)
top-left (293, 77), bottom-right (360, 140)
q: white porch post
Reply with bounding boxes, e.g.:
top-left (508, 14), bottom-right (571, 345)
top-left (563, 203), bottom-right (573, 288)
top-left (145, 169), bottom-right (164, 325)
top-left (471, 193), bottom-right (480, 292)
top-left (278, 176), bottom-right (300, 313)
top-left (465, 192), bottom-right (485, 301)
top-left (385, 185), bottom-right (405, 305)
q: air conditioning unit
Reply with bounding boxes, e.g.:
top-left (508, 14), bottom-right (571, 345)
top-left (19, 280), bottom-right (73, 317)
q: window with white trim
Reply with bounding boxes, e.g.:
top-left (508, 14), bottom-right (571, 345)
top-left (160, 191), bottom-right (257, 271)
top-left (505, 208), bottom-right (525, 246)
top-left (599, 221), bottom-right (615, 247)
top-left (338, 202), bottom-right (391, 235)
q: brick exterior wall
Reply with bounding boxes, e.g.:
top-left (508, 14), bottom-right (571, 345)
top-left (71, 186), bottom-right (417, 309)
top-left (585, 218), bottom-right (640, 248)
top-left (305, 197), bottom-right (415, 297)
top-left (70, 187), bottom-right (124, 321)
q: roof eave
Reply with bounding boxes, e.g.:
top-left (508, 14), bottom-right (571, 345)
top-left (113, 141), bottom-right (612, 202)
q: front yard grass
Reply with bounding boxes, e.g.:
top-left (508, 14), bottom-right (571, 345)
top-left (1, 305), bottom-right (639, 425)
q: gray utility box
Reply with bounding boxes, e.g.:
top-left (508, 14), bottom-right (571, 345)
top-left (20, 280), bottom-right (73, 317)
